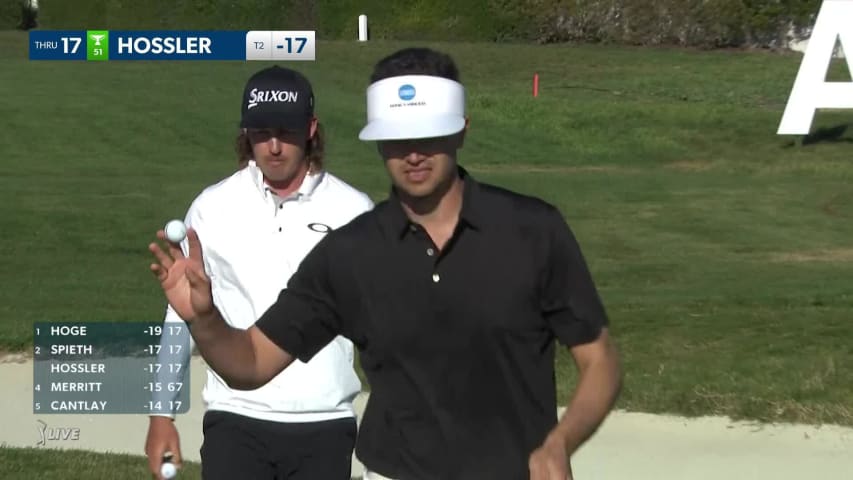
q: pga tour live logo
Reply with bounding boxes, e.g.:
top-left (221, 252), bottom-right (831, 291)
top-left (36, 420), bottom-right (81, 446)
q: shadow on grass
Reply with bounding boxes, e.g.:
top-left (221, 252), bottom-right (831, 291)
top-left (802, 124), bottom-right (853, 146)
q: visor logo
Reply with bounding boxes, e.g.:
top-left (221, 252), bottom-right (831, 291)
top-left (398, 85), bottom-right (416, 101)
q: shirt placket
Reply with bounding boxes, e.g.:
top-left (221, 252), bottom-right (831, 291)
top-left (407, 224), bottom-right (441, 282)
top-left (271, 191), bottom-right (302, 234)
top-left (407, 223), bottom-right (462, 324)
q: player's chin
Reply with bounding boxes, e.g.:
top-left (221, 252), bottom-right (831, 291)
top-left (397, 181), bottom-right (438, 199)
top-left (262, 157), bottom-right (292, 169)
top-left (261, 160), bottom-right (296, 177)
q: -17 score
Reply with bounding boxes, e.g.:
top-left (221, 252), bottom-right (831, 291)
top-left (144, 344), bottom-right (183, 355)
top-left (246, 31), bottom-right (316, 61)
top-left (146, 363), bottom-right (182, 373)
top-left (253, 36), bottom-right (307, 54)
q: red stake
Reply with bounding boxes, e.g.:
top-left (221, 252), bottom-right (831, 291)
top-left (533, 73), bottom-right (539, 98)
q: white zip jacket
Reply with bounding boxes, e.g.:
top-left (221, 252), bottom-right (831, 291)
top-left (151, 161), bottom-right (373, 422)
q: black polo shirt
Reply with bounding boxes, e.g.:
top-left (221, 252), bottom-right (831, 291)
top-left (256, 167), bottom-right (608, 480)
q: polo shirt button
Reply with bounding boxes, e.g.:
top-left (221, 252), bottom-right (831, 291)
top-left (432, 273), bottom-right (440, 283)
top-left (409, 224), bottom-right (418, 232)
top-left (426, 248), bottom-right (435, 256)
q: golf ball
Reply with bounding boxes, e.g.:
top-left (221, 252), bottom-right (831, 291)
top-left (164, 220), bottom-right (186, 243)
top-left (160, 461), bottom-right (177, 479)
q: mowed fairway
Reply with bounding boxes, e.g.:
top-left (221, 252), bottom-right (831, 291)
top-left (2, 30), bottom-right (852, 429)
top-left (0, 447), bottom-right (201, 480)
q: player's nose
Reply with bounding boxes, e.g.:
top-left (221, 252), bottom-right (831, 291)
top-left (403, 151), bottom-right (426, 164)
top-left (268, 137), bottom-right (282, 155)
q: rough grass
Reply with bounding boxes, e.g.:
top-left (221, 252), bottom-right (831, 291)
top-left (2, 31), bottom-right (853, 425)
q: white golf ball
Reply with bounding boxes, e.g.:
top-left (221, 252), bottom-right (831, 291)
top-left (164, 220), bottom-right (187, 243)
top-left (160, 461), bottom-right (177, 479)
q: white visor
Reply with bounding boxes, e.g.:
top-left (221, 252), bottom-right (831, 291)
top-left (358, 75), bottom-right (466, 141)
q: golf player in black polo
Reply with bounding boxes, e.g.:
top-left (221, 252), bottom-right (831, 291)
top-left (149, 48), bottom-right (622, 480)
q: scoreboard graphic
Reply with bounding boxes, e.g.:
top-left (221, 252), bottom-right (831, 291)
top-left (29, 30), bottom-right (316, 61)
top-left (33, 322), bottom-right (192, 414)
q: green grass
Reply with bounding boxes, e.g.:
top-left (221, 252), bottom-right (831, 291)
top-left (3, 31), bottom-right (853, 426)
top-left (0, 446), bottom-right (202, 479)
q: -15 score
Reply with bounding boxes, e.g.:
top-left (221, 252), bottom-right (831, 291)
top-left (147, 382), bottom-right (183, 392)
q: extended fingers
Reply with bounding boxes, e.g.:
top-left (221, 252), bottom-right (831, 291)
top-left (150, 263), bottom-right (168, 281)
top-left (157, 229), bottom-right (186, 261)
top-left (185, 262), bottom-right (209, 287)
top-left (149, 239), bottom-right (174, 270)
top-left (186, 228), bottom-right (203, 263)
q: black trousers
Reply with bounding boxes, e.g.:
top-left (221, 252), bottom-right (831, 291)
top-left (200, 410), bottom-right (357, 480)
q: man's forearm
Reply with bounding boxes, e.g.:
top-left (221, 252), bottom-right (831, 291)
top-left (549, 348), bottom-right (622, 455)
top-left (188, 310), bottom-right (262, 390)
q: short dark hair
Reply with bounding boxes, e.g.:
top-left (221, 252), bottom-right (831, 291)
top-left (369, 48), bottom-right (460, 84)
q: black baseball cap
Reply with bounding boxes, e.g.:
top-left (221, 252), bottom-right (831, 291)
top-left (240, 66), bottom-right (315, 130)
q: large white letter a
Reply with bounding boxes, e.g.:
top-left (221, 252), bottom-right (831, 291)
top-left (778, 0), bottom-right (853, 135)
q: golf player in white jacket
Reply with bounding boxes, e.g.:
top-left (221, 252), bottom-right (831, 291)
top-left (144, 66), bottom-right (373, 480)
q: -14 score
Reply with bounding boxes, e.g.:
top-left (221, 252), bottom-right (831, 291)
top-left (147, 400), bottom-right (182, 411)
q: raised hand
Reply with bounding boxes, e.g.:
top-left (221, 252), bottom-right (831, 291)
top-left (148, 227), bottom-right (213, 323)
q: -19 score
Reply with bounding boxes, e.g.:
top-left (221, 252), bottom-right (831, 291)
top-left (144, 325), bottom-right (183, 336)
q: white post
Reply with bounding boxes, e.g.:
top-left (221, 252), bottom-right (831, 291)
top-left (358, 14), bottom-right (368, 42)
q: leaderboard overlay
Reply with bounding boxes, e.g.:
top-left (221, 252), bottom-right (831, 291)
top-left (33, 322), bottom-right (191, 414)
top-left (29, 30), bottom-right (316, 61)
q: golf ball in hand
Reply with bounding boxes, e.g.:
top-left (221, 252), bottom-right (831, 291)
top-left (164, 220), bottom-right (187, 243)
top-left (160, 461), bottom-right (177, 479)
